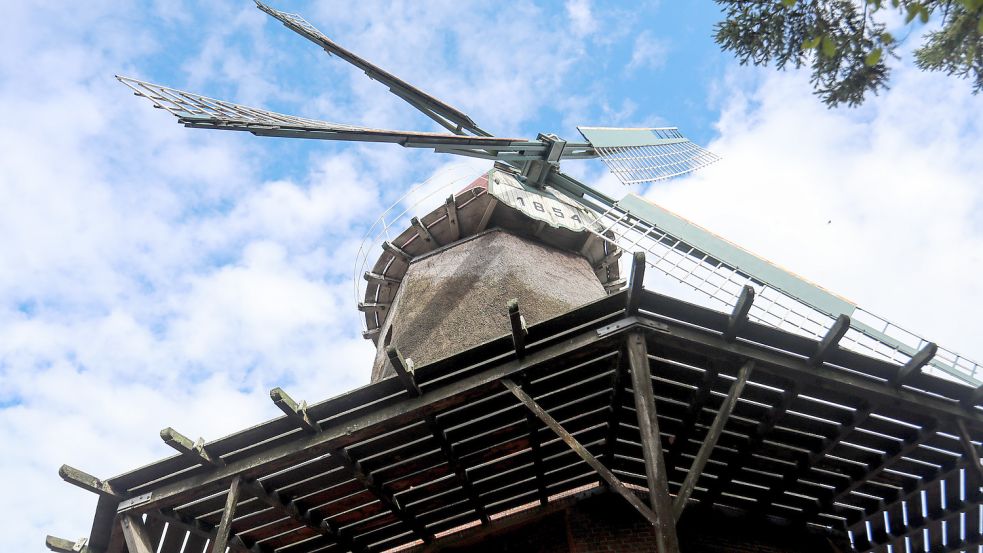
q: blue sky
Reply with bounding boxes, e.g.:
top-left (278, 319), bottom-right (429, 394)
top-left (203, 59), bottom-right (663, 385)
top-left (2, 1), bottom-right (982, 550)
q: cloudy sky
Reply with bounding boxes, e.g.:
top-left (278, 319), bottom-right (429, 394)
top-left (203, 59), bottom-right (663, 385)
top-left (3, 1), bottom-right (981, 550)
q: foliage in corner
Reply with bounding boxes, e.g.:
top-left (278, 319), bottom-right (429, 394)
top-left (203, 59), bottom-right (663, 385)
top-left (713, 0), bottom-right (983, 107)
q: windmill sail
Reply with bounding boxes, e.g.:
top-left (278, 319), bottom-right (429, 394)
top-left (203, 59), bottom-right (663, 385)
top-left (581, 191), bottom-right (983, 386)
top-left (578, 126), bottom-right (721, 184)
top-left (117, 76), bottom-right (529, 150)
top-left (255, 0), bottom-right (489, 137)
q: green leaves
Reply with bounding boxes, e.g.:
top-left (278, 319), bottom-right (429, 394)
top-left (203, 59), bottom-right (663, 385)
top-left (864, 48), bottom-right (883, 66)
top-left (802, 36), bottom-right (822, 49)
top-left (820, 35), bottom-right (837, 57)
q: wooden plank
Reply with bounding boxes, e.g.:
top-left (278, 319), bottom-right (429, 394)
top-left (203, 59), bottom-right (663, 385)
top-left (120, 515), bottom-right (155, 553)
top-left (722, 285), bottom-right (753, 342)
top-left (501, 378), bottom-right (660, 526)
top-left (445, 194), bottom-right (460, 241)
top-left (58, 465), bottom-right (119, 498)
top-left (475, 196), bottom-right (497, 232)
top-left (625, 331), bottom-right (679, 552)
top-left (210, 477), bottom-right (242, 553)
top-left (672, 360), bottom-right (753, 520)
top-left (160, 427), bottom-right (222, 467)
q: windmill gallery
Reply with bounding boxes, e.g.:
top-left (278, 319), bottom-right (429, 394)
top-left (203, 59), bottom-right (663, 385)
top-left (49, 2), bottom-right (983, 553)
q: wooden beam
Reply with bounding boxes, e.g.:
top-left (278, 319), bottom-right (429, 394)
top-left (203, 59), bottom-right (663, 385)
top-left (333, 447), bottom-right (436, 543)
top-left (475, 196), bottom-right (498, 232)
top-left (270, 387), bottom-right (319, 433)
top-left (722, 285), bottom-right (754, 342)
top-left (120, 515), bottom-right (155, 553)
top-left (625, 331), bottom-right (679, 552)
top-left (891, 341), bottom-right (937, 388)
top-left (508, 299), bottom-right (527, 358)
top-left (501, 378), bottom-right (660, 526)
top-left (154, 508), bottom-right (258, 553)
top-left (160, 427), bottom-right (222, 466)
top-left (108, 325), bottom-right (623, 515)
top-left (445, 195), bottom-right (460, 241)
top-left (808, 314), bottom-right (850, 366)
top-left (516, 374), bottom-right (549, 505)
top-left (382, 240), bottom-right (412, 262)
top-left (626, 251), bottom-right (646, 315)
top-left (387, 345), bottom-right (421, 396)
top-left (664, 359), bottom-right (720, 475)
top-left (672, 360), bottom-right (754, 521)
top-left (357, 301), bottom-right (390, 314)
top-left (363, 271), bottom-right (402, 286)
top-left (210, 477), bottom-right (242, 553)
top-left (45, 536), bottom-right (89, 553)
top-left (411, 216), bottom-right (439, 249)
top-left (603, 351), bottom-right (627, 467)
top-left (58, 465), bottom-right (118, 497)
top-left (956, 418), bottom-right (983, 485)
top-left (426, 413), bottom-right (490, 523)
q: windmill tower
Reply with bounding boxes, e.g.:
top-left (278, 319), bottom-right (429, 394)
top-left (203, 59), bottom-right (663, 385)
top-left (48, 3), bottom-right (983, 553)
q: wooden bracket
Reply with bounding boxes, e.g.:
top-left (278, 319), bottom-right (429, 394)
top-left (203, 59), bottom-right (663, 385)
top-left (160, 427), bottom-right (223, 467)
top-left (508, 299), bottom-right (528, 358)
top-left (809, 314), bottom-right (850, 366)
top-left (411, 216), bottom-right (439, 249)
top-left (722, 285), bottom-right (754, 342)
top-left (891, 342), bottom-right (937, 388)
top-left (58, 465), bottom-right (118, 497)
top-left (270, 387), bottom-right (319, 433)
top-left (626, 251), bottom-right (646, 315)
top-left (387, 346), bottom-right (421, 396)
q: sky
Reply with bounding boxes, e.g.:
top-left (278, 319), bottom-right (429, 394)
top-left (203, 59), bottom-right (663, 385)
top-left (2, 1), bottom-right (982, 550)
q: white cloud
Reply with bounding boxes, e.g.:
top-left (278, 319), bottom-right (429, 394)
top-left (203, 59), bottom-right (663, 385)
top-left (641, 63), bottom-right (983, 362)
top-left (627, 31), bottom-right (670, 72)
top-left (566, 0), bottom-right (598, 37)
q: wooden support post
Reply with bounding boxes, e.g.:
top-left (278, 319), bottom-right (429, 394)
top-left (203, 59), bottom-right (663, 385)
top-left (501, 378), bottom-right (660, 526)
top-left (722, 285), bottom-right (754, 342)
top-left (210, 477), bottom-right (242, 553)
top-left (672, 360), bottom-right (754, 521)
top-left (508, 299), bottom-right (527, 358)
top-left (625, 331), bottom-right (679, 552)
top-left (357, 301), bottom-right (390, 314)
top-left (387, 346), bottom-right (421, 396)
top-left (445, 195), bottom-right (460, 241)
top-left (892, 342), bottom-right (937, 388)
top-left (475, 196), bottom-right (498, 232)
top-left (603, 352), bottom-right (626, 466)
top-left (270, 387), bottom-right (319, 433)
top-left (120, 515), bottom-right (155, 553)
top-left (956, 418), bottom-right (983, 487)
top-left (58, 465), bottom-right (118, 497)
top-left (626, 251), bottom-right (646, 315)
top-left (45, 536), bottom-right (89, 553)
top-left (160, 427), bottom-right (222, 466)
top-left (411, 216), bottom-right (439, 249)
top-left (808, 314), bottom-right (850, 366)
top-left (382, 240), bottom-right (412, 262)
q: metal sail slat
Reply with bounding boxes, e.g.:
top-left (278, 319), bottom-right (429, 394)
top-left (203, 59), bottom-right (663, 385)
top-left (576, 192), bottom-right (983, 387)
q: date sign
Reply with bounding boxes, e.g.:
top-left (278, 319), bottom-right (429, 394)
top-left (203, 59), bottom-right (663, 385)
top-left (487, 170), bottom-right (590, 233)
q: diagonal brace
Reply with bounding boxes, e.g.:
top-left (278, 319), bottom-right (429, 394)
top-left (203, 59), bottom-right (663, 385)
top-left (501, 378), bottom-right (660, 526)
top-left (671, 360), bottom-right (754, 520)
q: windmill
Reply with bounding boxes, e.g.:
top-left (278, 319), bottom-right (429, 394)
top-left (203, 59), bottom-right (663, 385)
top-left (117, 1), bottom-right (980, 389)
top-left (47, 4), bottom-right (983, 553)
